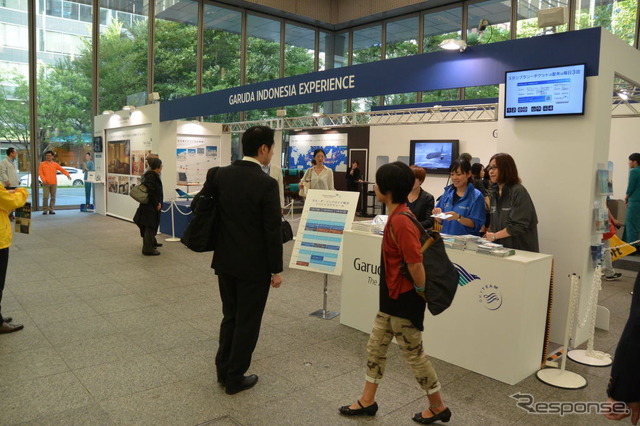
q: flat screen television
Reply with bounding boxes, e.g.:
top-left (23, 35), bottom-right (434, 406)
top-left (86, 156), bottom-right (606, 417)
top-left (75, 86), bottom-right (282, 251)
top-left (504, 63), bottom-right (586, 118)
top-left (409, 140), bottom-right (459, 175)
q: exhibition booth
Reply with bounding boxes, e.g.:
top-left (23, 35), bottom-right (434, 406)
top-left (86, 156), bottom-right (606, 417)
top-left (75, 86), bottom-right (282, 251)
top-left (341, 231), bottom-right (553, 385)
top-left (93, 27), bottom-right (640, 358)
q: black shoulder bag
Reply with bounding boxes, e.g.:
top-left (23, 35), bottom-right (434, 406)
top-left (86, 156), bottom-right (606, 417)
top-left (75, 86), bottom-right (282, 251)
top-left (389, 211), bottom-right (459, 316)
top-left (181, 167), bottom-right (220, 252)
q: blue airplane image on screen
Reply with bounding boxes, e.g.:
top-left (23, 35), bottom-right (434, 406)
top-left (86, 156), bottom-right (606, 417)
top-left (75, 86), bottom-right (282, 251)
top-left (426, 145), bottom-right (449, 160)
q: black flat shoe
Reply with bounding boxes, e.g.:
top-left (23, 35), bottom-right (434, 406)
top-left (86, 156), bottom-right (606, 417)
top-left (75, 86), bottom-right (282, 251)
top-left (339, 400), bottom-right (378, 416)
top-left (225, 374), bottom-right (258, 395)
top-left (413, 407), bottom-right (451, 424)
top-left (142, 250), bottom-right (161, 256)
top-left (154, 243), bottom-right (163, 247)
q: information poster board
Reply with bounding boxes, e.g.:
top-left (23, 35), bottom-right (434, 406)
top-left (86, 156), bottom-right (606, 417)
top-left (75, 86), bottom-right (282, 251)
top-left (289, 189), bottom-right (359, 276)
top-left (176, 135), bottom-right (220, 184)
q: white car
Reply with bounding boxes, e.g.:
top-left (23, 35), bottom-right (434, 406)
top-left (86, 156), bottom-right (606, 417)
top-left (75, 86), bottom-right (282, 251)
top-left (19, 167), bottom-right (84, 187)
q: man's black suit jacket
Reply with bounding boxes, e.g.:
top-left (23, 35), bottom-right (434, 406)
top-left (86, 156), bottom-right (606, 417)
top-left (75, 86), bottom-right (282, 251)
top-left (211, 160), bottom-right (283, 280)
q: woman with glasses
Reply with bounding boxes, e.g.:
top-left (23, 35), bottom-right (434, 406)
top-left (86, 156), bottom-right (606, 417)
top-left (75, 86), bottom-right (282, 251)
top-left (484, 153), bottom-right (539, 252)
top-left (432, 159), bottom-right (485, 236)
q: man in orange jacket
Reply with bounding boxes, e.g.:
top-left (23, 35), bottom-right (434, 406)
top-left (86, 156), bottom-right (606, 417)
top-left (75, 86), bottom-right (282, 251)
top-left (38, 151), bottom-right (70, 215)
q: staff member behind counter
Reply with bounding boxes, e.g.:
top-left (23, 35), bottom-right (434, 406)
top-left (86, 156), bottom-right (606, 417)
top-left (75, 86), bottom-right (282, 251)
top-left (432, 159), bottom-right (485, 236)
top-left (484, 152), bottom-right (539, 252)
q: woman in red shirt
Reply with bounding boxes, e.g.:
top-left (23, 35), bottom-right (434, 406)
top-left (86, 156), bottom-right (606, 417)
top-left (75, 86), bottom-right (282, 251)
top-left (339, 162), bottom-right (450, 425)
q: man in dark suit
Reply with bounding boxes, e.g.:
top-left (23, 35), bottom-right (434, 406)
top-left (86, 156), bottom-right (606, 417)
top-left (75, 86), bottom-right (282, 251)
top-left (212, 125), bottom-right (283, 395)
top-left (604, 271), bottom-right (640, 425)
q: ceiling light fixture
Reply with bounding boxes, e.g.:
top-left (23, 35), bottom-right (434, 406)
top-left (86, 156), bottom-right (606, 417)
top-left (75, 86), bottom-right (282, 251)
top-left (102, 110), bottom-right (114, 115)
top-left (618, 92), bottom-right (629, 100)
top-left (122, 105), bottom-right (136, 111)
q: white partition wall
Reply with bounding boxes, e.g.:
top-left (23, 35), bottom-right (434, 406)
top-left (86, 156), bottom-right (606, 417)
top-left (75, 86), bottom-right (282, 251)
top-left (369, 122), bottom-right (498, 198)
top-left (495, 31), bottom-right (640, 344)
top-left (94, 104), bottom-right (227, 221)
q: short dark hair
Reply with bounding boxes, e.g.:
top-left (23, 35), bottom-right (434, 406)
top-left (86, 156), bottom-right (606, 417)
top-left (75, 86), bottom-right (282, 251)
top-left (45, 150), bottom-right (54, 156)
top-left (6, 147), bottom-right (15, 156)
top-left (459, 152), bottom-right (472, 163)
top-left (376, 162), bottom-right (414, 204)
top-left (147, 158), bottom-right (162, 170)
top-left (410, 165), bottom-right (426, 184)
top-left (86, 152), bottom-right (91, 157)
top-left (242, 126), bottom-right (275, 157)
top-left (490, 153), bottom-right (521, 185)
top-left (630, 153), bottom-right (640, 163)
top-left (471, 162), bottom-right (484, 178)
top-left (450, 159), bottom-right (472, 184)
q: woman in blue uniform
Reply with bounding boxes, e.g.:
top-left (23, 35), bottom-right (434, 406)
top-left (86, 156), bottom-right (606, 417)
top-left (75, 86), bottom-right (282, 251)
top-left (432, 159), bottom-right (485, 236)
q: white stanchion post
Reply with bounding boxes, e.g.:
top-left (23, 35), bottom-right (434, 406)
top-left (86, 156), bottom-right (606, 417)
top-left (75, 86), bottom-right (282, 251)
top-left (165, 199), bottom-right (180, 242)
top-left (567, 265), bottom-right (612, 367)
top-left (309, 274), bottom-right (339, 320)
top-left (536, 273), bottom-right (588, 389)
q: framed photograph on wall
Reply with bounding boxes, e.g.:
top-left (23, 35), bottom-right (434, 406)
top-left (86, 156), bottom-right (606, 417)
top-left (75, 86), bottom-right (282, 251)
top-left (93, 136), bottom-right (103, 153)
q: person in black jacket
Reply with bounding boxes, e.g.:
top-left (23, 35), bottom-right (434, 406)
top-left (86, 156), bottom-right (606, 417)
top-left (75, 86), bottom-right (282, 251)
top-left (133, 158), bottom-right (163, 256)
top-left (407, 165), bottom-right (434, 230)
top-left (484, 153), bottom-right (539, 252)
top-left (212, 125), bottom-right (283, 395)
top-left (346, 160), bottom-right (362, 191)
top-left (605, 271), bottom-right (640, 425)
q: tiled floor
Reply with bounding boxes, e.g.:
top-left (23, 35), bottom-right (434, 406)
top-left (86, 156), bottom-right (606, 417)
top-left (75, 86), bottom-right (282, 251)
top-left (0, 210), bottom-right (635, 425)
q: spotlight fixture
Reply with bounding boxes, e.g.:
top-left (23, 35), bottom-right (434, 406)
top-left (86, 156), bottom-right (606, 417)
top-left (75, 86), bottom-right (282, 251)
top-left (122, 105), bottom-right (136, 111)
top-left (102, 110), bottom-right (114, 115)
top-left (439, 39), bottom-right (467, 52)
top-left (478, 19), bottom-right (489, 32)
top-left (618, 92), bottom-right (629, 100)
top-left (312, 112), bottom-right (323, 117)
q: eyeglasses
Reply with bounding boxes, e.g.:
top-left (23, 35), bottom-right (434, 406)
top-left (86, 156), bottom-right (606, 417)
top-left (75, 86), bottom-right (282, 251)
top-left (486, 166), bottom-right (498, 171)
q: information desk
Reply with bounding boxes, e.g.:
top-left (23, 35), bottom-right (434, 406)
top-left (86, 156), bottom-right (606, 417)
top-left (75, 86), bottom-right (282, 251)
top-left (159, 200), bottom-right (192, 239)
top-left (341, 230), bottom-right (552, 385)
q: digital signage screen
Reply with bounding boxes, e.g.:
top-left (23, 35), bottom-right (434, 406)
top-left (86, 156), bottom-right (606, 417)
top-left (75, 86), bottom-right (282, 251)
top-left (504, 64), bottom-right (586, 118)
top-left (409, 140), bottom-right (459, 175)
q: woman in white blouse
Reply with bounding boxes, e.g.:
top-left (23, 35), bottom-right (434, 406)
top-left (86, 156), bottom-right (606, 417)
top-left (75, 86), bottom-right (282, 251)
top-left (300, 148), bottom-right (335, 191)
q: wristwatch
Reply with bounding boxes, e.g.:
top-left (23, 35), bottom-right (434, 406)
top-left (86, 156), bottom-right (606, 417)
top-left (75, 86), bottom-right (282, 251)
top-left (457, 214), bottom-right (463, 222)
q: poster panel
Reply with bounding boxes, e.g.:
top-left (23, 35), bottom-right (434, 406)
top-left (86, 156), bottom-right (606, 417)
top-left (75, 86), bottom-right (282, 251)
top-left (289, 133), bottom-right (348, 172)
top-left (176, 135), bottom-right (220, 184)
top-left (105, 124), bottom-right (152, 220)
top-left (289, 189), bottom-right (359, 276)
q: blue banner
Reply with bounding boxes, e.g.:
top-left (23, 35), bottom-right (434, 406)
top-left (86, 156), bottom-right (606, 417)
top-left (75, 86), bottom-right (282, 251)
top-left (160, 28), bottom-right (601, 121)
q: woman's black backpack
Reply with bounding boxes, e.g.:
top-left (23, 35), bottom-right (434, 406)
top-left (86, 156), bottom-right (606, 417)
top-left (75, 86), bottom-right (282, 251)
top-left (389, 211), bottom-right (459, 315)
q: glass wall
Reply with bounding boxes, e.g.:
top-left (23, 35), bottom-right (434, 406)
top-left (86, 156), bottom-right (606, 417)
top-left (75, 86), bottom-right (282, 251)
top-left (202, 3), bottom-right (241, 123)
top-left (352, 25), bottom-right (381, 111)
top-left (575, 0), bottom-right (637, 45)
top-left (284, 23), bottom-right (315, 116)
top-left (154, 0), bottom-right (198, 101)
top-left (245, 13), bottom-right (280, 120)
top-left (517, 0), bottom-right (569, 38)
top-left (424, 7), bottom-right (463, 53)
top-left (385, 16), bottom-right (419, 105)
top-left (98, 0), bottom-right (148, 112)
top-left (466, 0), bottom-right (512, 45)
top-left (36, 0), bottom-right (93, 207)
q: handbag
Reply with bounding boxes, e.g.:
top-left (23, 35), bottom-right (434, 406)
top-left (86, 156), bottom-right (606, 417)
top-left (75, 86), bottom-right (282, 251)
top-left (298, 169), bottom-right (309, 197)
top-left (389, 211), bottom-right (459, 316)
top-left (181, 167), bottom-right (220, 252)
top-left (129, 182), bottom-right (149, 204)
top-left (282, 216), bottom-right (293, 243)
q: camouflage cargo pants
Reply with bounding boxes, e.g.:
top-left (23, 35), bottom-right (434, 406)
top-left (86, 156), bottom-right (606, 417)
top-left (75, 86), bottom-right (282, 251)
top-left (365, 311), bottom-right (441, 395)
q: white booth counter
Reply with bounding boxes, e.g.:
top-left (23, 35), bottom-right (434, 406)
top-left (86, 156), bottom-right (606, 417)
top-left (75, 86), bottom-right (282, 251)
top-left (341, 230), bottom-right (553, 385)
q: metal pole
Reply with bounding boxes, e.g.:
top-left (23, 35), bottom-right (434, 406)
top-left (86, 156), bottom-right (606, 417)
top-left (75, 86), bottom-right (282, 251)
top-left (309, 273), bottom-right (339, 320)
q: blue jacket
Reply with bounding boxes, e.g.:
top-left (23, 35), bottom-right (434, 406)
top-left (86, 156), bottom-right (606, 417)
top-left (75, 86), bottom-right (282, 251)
top-left (436, 183), bottom-right (485, 235)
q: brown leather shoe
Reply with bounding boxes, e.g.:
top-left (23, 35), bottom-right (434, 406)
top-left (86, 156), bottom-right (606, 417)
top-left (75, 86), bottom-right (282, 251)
top-left (0, 322), bottom-right (24, 334)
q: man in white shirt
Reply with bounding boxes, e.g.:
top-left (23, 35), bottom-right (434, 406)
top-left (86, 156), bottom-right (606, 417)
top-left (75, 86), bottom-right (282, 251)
top-left (0, 148), bottom-right (19, 189)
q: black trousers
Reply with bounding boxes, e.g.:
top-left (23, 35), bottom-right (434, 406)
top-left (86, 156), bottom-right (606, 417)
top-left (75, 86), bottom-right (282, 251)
top-left (0, 247), bottom-right (8, 323)
top-left (215, 272), bottom-right (271, 385)
top-left (139, 225), bottom-right (158, 253)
